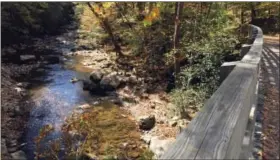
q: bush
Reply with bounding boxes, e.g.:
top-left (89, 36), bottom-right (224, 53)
top-left (170, 87), bottom-right (207, 117)
top-left (171, 22), bottom-right (240, 118)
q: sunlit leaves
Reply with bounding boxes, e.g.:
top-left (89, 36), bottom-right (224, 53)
top-left (143, 7), bottom-right (160, 27)
top-left (103, 2), bottom-right (114, 9)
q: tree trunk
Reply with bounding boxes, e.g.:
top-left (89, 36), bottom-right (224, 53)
top-left (173, 2), bottom-right (184, 79)
top-left (200, 2), bottom-right (203, 14)
top-left (148, 2), bottom-right (153, 14)
top-left (115, 2), bottom-right (133, 29)
top-left (137, 2), bottom-right (145, 14)
top-left (241, 7), bottom-right (244, 24)
top-left (87, 3), bottom-right (123, 57)
top-left (206, 3), bottom-right (212, 18)
top-left (251, 3), bottom-right (257, 22)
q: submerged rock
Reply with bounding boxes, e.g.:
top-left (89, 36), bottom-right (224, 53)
top-left (70, 77), bottom-right (79, 83)
top-left (138, 115), bottom-right (156, 130)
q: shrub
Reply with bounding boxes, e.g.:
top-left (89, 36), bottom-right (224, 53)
top-left (170, 87), bottom-right (207, 118)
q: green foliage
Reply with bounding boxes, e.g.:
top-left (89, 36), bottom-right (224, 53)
top-left (168, 3), bottom-right (241, 118)
top-left (171, 88), bottom-right (207, 117)
top-left (1, 2), bottom-right (75, 46)
top-left (139, 149), bottom-right (154, 160)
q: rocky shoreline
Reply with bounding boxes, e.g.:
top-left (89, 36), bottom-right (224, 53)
top-left (69, 48), bottom-right (192, 158)
top-left (1, 63), bottom-right (40, 159)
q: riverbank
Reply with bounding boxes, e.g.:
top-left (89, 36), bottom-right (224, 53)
top-left (62, 37), bottom-right (192, 159)
top-left (1, 63), bottom-right (40, 159)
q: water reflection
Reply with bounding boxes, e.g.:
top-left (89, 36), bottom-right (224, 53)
top-left (23, 58), bottom-right (96, 159)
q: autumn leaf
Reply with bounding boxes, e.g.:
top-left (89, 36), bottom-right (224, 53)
top-left (143, 19), bottom-right (152, 27)
top-left (151, 7), bottom-right (160, 18)
top-left (94, 6), bottom-right (100, 14)
top-left (143, 6), bottom-right (160, 27)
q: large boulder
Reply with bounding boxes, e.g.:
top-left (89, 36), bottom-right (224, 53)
top-left (138, 115), bottom-right (156, 130)
top-left (100, 72), bottom-right (121, 90)
top-left (82, 80), bottom-right (106, 95)
top-left (89, 70), bottom-right (104, 83)
top-left (82, 80), bottom-right (98, 91)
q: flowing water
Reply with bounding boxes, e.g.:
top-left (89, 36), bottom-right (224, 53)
top-left (20, 27), bottom-right (147, 159)
top-left (22, 56), bottom-right (101, 159)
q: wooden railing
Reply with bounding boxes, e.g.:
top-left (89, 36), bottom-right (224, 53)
top-left (161, 25), bottom-right (263, 159)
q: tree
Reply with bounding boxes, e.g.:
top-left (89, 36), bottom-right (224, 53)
top-left (173, 2), bottom-right (184, 77)
top-left (87, 2), bottom-right (123, 57)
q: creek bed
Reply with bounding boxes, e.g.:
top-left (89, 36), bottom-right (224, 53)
top-left (21, 56), bottom-right (148, 159)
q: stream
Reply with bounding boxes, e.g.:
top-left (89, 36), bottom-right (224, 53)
top-left (18, 25), bottom-right (154, 159)
top-left (22, 56), bottom-right (101, 159)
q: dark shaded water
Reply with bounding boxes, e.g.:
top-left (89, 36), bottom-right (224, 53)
top-left (22, 57), bottom-right (97, 159)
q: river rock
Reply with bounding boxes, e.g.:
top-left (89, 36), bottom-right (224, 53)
top-left (150, 102), bottom-right (156, 109)
top-left (82, 80), bottom-right (98, 91)
top-left (89, 70), bottom-right (104, 83)
top-left (42, 55), bottom-right (60, 64)
top-left (20, 55), bottom-right (37, 63)
top-left (78, 104), bottom-right (91, 109)
top-left (77, 45), bottom-right (91, 51)
top-left (11, 150), bottom-right (27, 160)
top-left (128, 75), bottom-right (138, 84)
top-left (82, 153), bottom-right (97, 160)
top-left (1, 139), bottom-right (8, 155)
top-left (16, 82), bottom-right (29, 88)
top-left (100, 72), bottom-right (121, 90)
top-left (70, 77), bottom-right (79, 83)
top-left (149, 137), bottom-right (175, 159)
top-left (169, 121), bottom-right (177, 127)
top-left (5, 47), bottom-right (17, 54)
top-left (14, 87), bottom-right (25, 93)
top-left (14, 105), bottom-right (23, 116)
top-left (172, 116), bottom-right (180, 121)
top-left (7, 146), bottom-right (18, 153)
top-left (138, 115), bottom-right (155, 130)
top-left (6, 139), bottom-right (18, 150)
